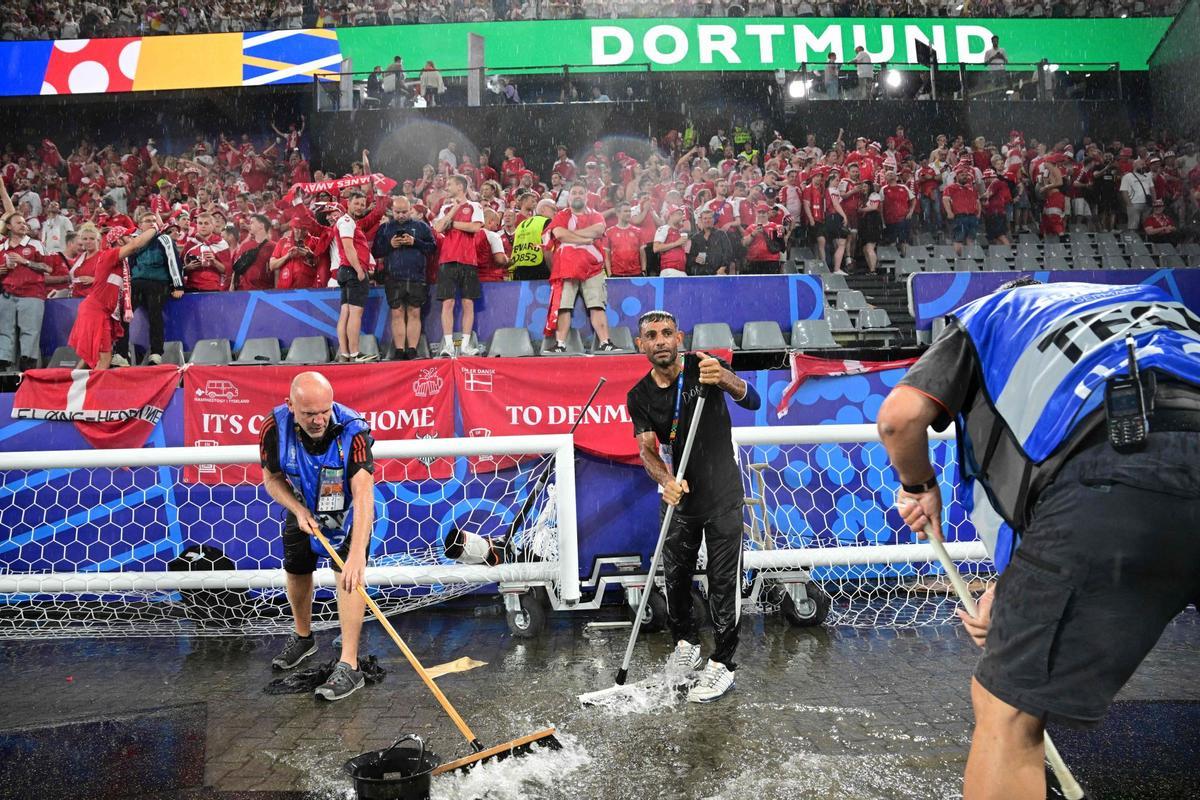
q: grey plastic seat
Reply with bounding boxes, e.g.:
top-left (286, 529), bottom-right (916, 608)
top-left (923, 257), bottom-right (952, 273)
top-left (1018, 232), bottom-right (1041, 244)
top-left (826, 308), bottom-right (856, 334)
top-left (792, 246), bottom-right (816, 261)
top-left (1160, 255), bottom-right (1186, 269)
top-left (894, 257), bottom-right (923, 276)
top-left (1126, 241), bottom-right (1151, 257)
top-left (963, 244), bottom-right (987, 260)
top-left (953, 258), bottom-right (981, 272)
top-left (931, 316), bottom-right (948, 340)
top-left (691, 322), bottom-right (736, 351)
top-left (791, 319), bottom-right (838, 349)
top-left (46, 345), bottom-right (81, 368)
top-left (284, 336), bottom-right (331, 364)
top-left (1098, 241), bottom-right (1124, 256)
top-left (1150, 243), bottom-right (1177, 256)
top-left (235, 337), bottom-right (281, 365)
top-left (803, 258), bottom-right (829, 274)
top-left (931, 244), bottom-right (957, 260)
top-left (781, 258), bottom-right (798, 274)
top-left (1071, 244), bottom-right (1097, 259)
top-left (1014, 256), bottom-right (1041, 271)
top-left (835, 291), bottom-right (869, 312)
top-left (161, 341), bottom-right (186, 366)
top-left (1181, 243), bottom-right (1200, 258)
top-left (1101, 255), bottom-right (1129, 270)
top-left (987, 245), bottom-right (1013, 260)
top-left (983, 256), bottom-right (1010, 272)
top-left (1129, 254), bottom-right (1157, 270)
top-left (857, 308), bottom-right (898, 344)
top-left (1094, 232), bottom-right (1118, 245)
top-left (821, 273), bottom-right (849, 293)
top-left (877, 245), bottom-right (901, 263)
top-left (740, 321), bottom-right (788, 351)
top-left (1044, 243), bottom-right (1070, 259)
top-left (489, 327), bottom-right (536, 358)
top-left (188, 339), bottom-right (233, 366)
top-left (1073, 256), bottom-right (1100, 271)
top-left (907, 245), bottom-right (932, 261)
top-left (540, 328), bottom-right (584, 357)
top-left (588, 326), bottom-right (636, 354)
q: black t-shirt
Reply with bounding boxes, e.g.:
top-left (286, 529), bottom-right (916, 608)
top-left (626, 353), bottom-right (743, 518)
top-left (895, 326), bottom-right (979, 430)
top-left (260, 414), bottom-right (375, 527)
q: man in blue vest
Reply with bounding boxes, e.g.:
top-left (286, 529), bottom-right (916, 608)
top-left (878, 278), bottom-right (1200, 799)
top-left (259, 371), bottom-right (376, 701)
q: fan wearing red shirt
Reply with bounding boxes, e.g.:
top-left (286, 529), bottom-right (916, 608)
top-left (501, 148), bottom-right (526, 188)
top-left (0, 210), bottom-right (52, 371)
top-left (1142, 200), bottom-right (1179, 246)
top-left (981, 170), bottom-right (1013, 245)
top-left (605, 202), bottom-right (645, 277)
top-left (474, 152), bottom-right (499, 189)
top-left (547, 185), bottom-right (617, 353)
top-left (334, 191), bottom-right (378, 362)
top-left (880, 171), bottom-right (916, 252)
top-left (181, 213), bottom-right (231, 291)
top-left (233, 214), bottom-right (275, 290)
top-left (551, 146), bottom-right (578, 183)
top-left (473, 208), bottom-right (510, 283)
top-left (742, 204), bottom-right (784, 274)
top-left (67, 223), bottom-right (160, 370)
top-left (653, 206), bottom-right (690, 277)
top-left (942, 169), bottom-right (981, 255)
top-left (432, 175), bottom-right (485, 357)
top-left (1037, 156), bottom-right (1067, 239)
top-left (270, 218), bottom-right (320, 289)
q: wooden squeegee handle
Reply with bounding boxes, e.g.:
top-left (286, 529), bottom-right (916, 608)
top-left (313, 529), bottom-right (483, 752)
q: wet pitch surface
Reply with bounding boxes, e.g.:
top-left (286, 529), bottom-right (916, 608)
top-left (2, 604), bottom-right (1197, 799)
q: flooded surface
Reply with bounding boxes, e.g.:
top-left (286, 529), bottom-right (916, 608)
top-left (1, 605), bottom-right (1197, 799)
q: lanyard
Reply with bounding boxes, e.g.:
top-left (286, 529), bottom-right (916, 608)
top-left (668, 368), bottom-right (685, 445)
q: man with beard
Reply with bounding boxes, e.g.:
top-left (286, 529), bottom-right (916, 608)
top-left (549, 184), bottom-right (617, 352)
top-left (625, 310), bottom-right (761, 702)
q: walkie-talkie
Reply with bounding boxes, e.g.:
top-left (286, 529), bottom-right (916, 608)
top-left (1105, 334), bottom-right (1150, 453)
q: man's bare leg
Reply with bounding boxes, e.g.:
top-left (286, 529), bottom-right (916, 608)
top-left (964, 677), bottom-right (1046, 800)
top-left (285, 572), bottom-right (314, 637)
top-left (335, 582), bottom-right (366, 667)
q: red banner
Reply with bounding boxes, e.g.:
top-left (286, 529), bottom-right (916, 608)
top-left (454, 355), bottom-right (654, 466)
top-left (776, 353), bottom-right (918, 418)
top-left (12, 365), bottom-right (181, 450)
top-left (282, 173), bottom-right (396, 202)
top-left (183, 362), bottom-right (455, 484)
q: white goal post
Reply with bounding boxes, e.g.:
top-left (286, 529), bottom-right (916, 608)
top-left (0, 434), bottom-right (580, 637)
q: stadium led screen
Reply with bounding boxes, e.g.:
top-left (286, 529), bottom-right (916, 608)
top-left (0, 17), bottom-right (1170, 97)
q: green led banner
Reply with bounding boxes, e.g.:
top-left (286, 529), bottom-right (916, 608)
top-left (339, 17), bottom-right (1170, 72)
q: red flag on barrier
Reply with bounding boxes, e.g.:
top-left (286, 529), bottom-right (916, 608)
top-left (11, 365), bottom-right (182, 449)
top-left (775, 353), bottom-right (918, 418)
top-left (183, 362), bottom-right (455, 484)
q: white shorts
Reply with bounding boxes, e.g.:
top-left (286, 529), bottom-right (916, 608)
top-left (659, 268), bottom-right (688, 278)
top-left (1071, 197), bottom-right (1092, 217)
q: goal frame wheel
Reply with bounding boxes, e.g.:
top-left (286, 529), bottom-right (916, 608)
top-left (780, 581), bottom-right (831, 628)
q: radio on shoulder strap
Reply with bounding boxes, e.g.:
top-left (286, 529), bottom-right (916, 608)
top-left (1105, 334), bottom-right (1154, 453)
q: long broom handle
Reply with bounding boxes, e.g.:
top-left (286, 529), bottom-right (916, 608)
top-left (615, 390), bottom-right (708, 685)
top-left (923, 524), bottom-right (1085, 800)
top-left (313, 530), bottom-right (484, 752)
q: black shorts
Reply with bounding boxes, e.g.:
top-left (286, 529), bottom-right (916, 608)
top-left (823, 215), bottom-right (847, 240)
top-left (282, 517), bottom-right (354, 575)
top-left (743, 259), bottom-right (782, 275)
top-left (511, 264), bottom-right (550, 281)
top-left (975, 432), bottom-right (1200, 728)
top-left (337, 267), bottom-right (370, 307)
top-left (984, 212), bottom-right (1009, 241)
top-left (384, 277), bottom-right (427, 309)
top-left (435, 261), bottom-right (482, 301)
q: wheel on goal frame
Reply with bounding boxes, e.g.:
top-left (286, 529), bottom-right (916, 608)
top-left (506, 590), bottom-right (547, 638)
top-left (780, 581), bottom-right (831, 628)
top-left (626, 586), bottom-right (669, 632)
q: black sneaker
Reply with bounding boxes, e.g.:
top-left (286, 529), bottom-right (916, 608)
top-left (392, 348), bottom-right (410, 361)
top-left (597, 340), bottom-right (618, 353)
top-left (271, 632), bottom-right (317, 670)
top-left (18, 357), bottom-right (37, 372)
top-left (0, 361), bottom-right (10, 372)
top-left (405, 347), bottom-right (418, 360)
top-left (314, 660), bottom-right (365, 701)
top-left (547, 342), bottom-right (568, 353)
top-left (352, 352), bottom-right (380, 363)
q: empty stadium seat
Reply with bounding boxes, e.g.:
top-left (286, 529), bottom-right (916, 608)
top-left (803, 258), bottom-right (829, 274)
top-left (1044, 243), bottom-right (1070, 260)
top-left (1071, 244), bottom-right (1097, 258)
top-left (835, 291), bottom-right (869, 312)
top-left (907, 245), bottom-right (932, 261)
top-left (932, 244), bottom-right (958, 259)
top-left (791, 320), bottom-right (838, 349)
top-left (284, 336), bottom-right (331, 364)
top-left (1126, 240), bottom-right (1151, 257)
top-left (1101, 255), bottom-right (1129, 270)
top-left (489, 328), bottom-right (535, 358)
top-left (877, 245), bottom-right (901, 263)
top-left (857, 308), bottom-right (898, 345)
top-left (234, 338), bottom-right (281, 365)
top-left (1130, 255), bottom-right (1157, 270)
top-left (987, 245), bottom-right (1013, 261)
top-left (1151, 243), bottom-right (1178, 256)
top-left (821, 273), bottom-right (849, 293)
top-left (152, 341), bottom-right (186, 367)
top-left (1014, 256), bottom-right (1041, 271)
top-left (792, 246), bottom-right (816, 261)
top-left (954, 258), bottom-right (982, 272)
top-left (1073, 256), bottom-right (1101, 271)
top-left (1018, 233), bottom-right (1041, 244)
top-left (923, 257), bottom-right (952, 273)
top-left (983, 256), bottom-right (1010, 272)
top-left (1160, 255), bottom-right (1187, 269)
top-left (189, 339), bottom-right (233, 366)
top-left (826, 308), bottom-right (856, 334)
top-left (1043, 257), bottom-right (1071, 271)
top-left (963, 244), bottom-right (987, 260)
top-left (691, 322), bottom-right (736, 351)
top-left (894, 258), bottom-right (923, 276)
top-left (541, 329), bottom-right (585, 356)
top-left (588, 327), bottom-right (636, 354)
top-left (46, 346), bottom-right (81, 369)
top-left (740, 321), bottom-right (788, 351)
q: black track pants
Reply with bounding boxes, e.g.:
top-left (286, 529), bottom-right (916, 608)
top-left (660, 502), bottom-right (743, 670)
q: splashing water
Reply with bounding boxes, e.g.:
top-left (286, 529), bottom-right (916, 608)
top-left (577, 671), bottom-right (688, 716)
top-left (430, 731), bottom-right (591, 800)
top-left (698, 750), bottom-right (963, 800)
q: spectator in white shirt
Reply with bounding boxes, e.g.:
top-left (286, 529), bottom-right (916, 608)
top-left (1119, 160), bottom-right (1154, 230)
top-left (853, 46), bottom-right (874, 100)
top-left (39, 202), bottom-right (74, 256)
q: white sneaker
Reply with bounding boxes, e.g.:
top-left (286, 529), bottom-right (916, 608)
top-left (147, 354), bottom-right (162, 365)
top-left (665, 639), bottom-right (702, 683)
top-left (438, 342), bottom-right (456, 358)
top-left (687, 660), bottom-right (735, 703)
top-left (459, 342), bottom-right (481, 356)
top-left (110, 354), bottom-right (130, 368)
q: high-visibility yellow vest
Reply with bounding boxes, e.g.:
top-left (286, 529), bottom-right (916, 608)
top-left (509, 215), bottom-right (549, 272)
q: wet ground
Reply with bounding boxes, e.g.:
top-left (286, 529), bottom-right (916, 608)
top-left (1, 603), bottom-right (1198, 800)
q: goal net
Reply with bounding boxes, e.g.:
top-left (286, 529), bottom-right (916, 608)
top-left (734, 424), bottom-right (994, 627)
top-left (0, 435), bottom-right (579, 639)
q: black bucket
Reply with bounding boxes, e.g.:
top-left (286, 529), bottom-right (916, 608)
top-left (344, 735), bottom-right (441, 800)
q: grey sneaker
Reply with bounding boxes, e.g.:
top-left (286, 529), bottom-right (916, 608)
top-left (459, 342), bottom-right (481, 356)
top-left (352, 352), bottom-right (380, 363)
top-left (665, 639), bottom-right (702, 684)
top-left (271, 632), bottom-right (316, 670)
top-left (438, 342), bottom-right (456, 358)
top-left (314, 660), bottom-right (365, 701)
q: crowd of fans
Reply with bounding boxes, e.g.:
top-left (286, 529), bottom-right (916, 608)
top-left (2, 0), bottom-right (1179, 39)
top-left (2, 118), bottom-right (1199, 371)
